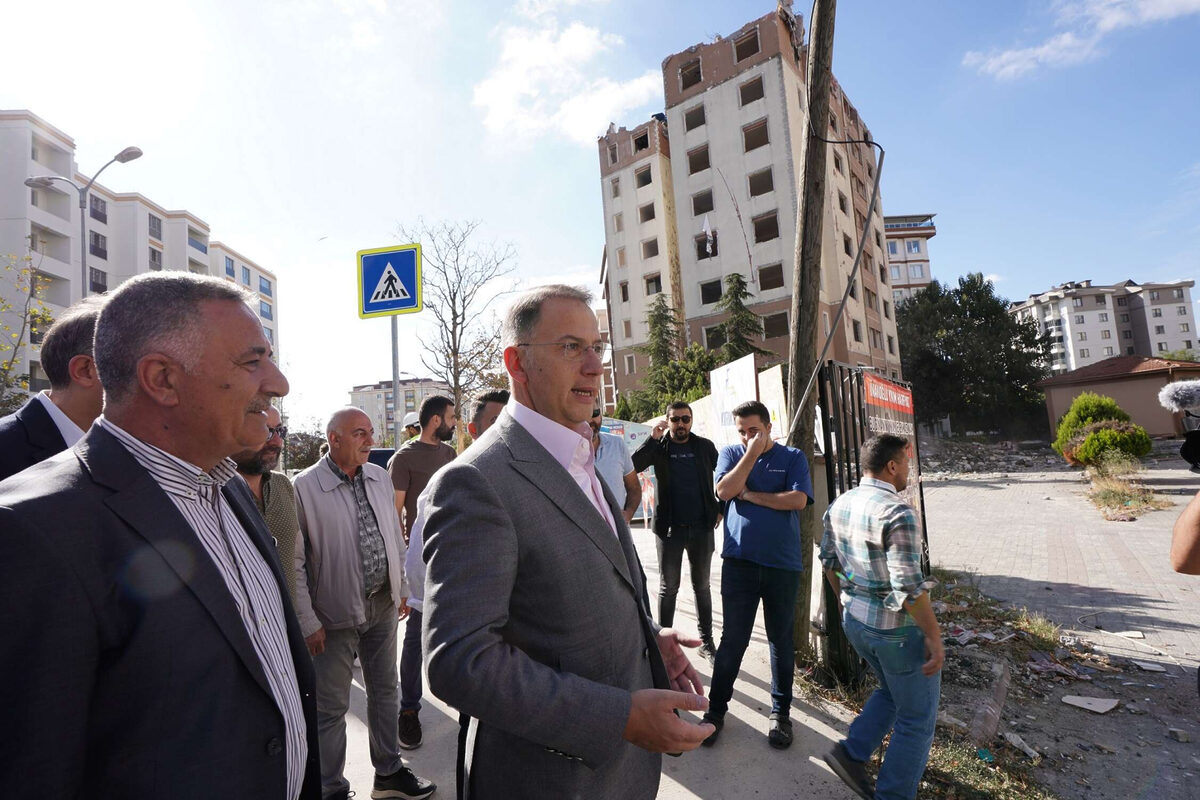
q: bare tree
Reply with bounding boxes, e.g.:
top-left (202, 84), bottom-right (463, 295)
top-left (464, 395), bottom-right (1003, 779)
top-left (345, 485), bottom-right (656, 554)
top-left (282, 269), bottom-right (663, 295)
top-left (394, 220), bottom-right (517, 445)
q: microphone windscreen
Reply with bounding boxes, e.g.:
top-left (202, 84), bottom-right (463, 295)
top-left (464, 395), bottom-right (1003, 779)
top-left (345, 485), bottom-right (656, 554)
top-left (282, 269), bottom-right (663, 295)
top-left (1159, 380), bottom-right (1200, 412)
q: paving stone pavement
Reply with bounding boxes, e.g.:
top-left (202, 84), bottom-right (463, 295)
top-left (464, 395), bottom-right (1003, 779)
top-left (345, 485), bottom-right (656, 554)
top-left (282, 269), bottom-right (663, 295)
top-left (923, 462), bottom-right (1200, 671)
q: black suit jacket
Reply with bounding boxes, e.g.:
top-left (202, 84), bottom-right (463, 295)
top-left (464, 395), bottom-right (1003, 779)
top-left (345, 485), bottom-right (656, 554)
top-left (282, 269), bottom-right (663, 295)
top-left (631, 433), bottom-right (721, 538)
top-left (0, 395), bottom-right (68, 481)
top-left (0, 425), bottom-right (321, 800)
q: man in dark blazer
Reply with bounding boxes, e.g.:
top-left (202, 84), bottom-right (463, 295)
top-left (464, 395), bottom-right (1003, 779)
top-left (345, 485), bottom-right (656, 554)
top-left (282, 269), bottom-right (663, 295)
top-left (422, 285), bottom-right (714, 800)
top-left (0, 296), bottom-right (104, 480)
top-left (0, 273), bottom-right (320, 800)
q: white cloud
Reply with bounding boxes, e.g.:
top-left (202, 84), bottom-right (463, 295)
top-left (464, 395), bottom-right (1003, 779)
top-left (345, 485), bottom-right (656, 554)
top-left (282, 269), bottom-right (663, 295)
top-left (963, 0), bottom-right (1200, 79)
top-left (514, 0), bottom-right (610, 20)
top-left (983, 273), bottom-right (1004, 284)
top-left (473, 19), bottom-right (662, 146)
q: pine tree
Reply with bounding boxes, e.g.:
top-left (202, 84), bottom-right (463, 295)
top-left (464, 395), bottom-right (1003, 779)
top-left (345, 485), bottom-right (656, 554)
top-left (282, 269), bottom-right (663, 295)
top-left (716, 272), bottom-right (771, 362)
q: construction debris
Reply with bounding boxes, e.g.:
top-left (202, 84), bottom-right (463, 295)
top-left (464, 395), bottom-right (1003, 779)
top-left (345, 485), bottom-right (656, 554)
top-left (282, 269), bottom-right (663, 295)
top-left (1131, 660), bottom-right (1167, 673)
top-left (1168, 729), bottom-right (1191, 743)
top-left (1062, 695), bottom-right (1120, 714)
top-left (1003, 731), bottom-right (1041, 760)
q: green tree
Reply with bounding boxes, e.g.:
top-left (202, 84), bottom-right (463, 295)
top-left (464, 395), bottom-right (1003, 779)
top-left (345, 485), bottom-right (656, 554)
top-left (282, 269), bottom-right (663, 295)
top-left (636, 293), bottom-right (682, 371)
top-left (282, 429), bottom-right (326, 473)
top-left (897, 273), bottom-right (1050, 437)
top-left (0, 253), bottom-right (50, 415)
top-left (613, 392), bottom-right (635, 421)
top-left (1160, 348), bottom-right (1198, 362)
top-left (716, 273), bottom-right (770, 362)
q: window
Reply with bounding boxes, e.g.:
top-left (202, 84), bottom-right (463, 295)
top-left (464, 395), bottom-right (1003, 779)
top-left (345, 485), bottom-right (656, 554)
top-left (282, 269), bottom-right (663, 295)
top-left (1123, 330), bottom-right (1133, 339)
top-left (259, 276), bottom-right (272, 296)
top-left (748, 168), bottom-right (773, 196)
top-left (742, 119), bottom-right (769, 152)
top-left (242, 266), bottom-right (251, 285)
top-left (833, 153), bottom-right (843, 174)
top-left (616, 247), bottom-right (626, 267)
top-left (865, 288), bottom-right (877, 311)
top-left (763, 312), bottom-right (788, 339)
top-left (1098, 312), bottom-right (1108, 322)
top-left (623, 320), bottom-right (632, 338)
top-left (843, 234), bottom-right (853, 256)
top-left (1074, 314), bottom-right (1085, 324)
top-left (635, 165), bottom-right (652, 188)
top-left (225, 256), bottom-right (235, 277)
top-left (633, 131), bottom-right (649, 152)
top-left (148, 247), bottom-right (162, 271)
top-left (1187, 340), bottom-right (1194, 350)
top-left (1158, 342), bottom-right (1168, 352)
top-left (641, 238), bottom-right (659, 259)
top-left (264, 327), bottom-right (274, 344)
top-left (89, 267), bottom-right (107, 293)
top-left (619, 281), bottom-right (629, 302)
top-left (644, 274), bottom-right (662, 295)
top-left (1180, 306), bottom-right (1189, 316)
top-left (1077, 331), bottom-right (1087, 341)
top-left (700, 279), bottom-right (722, 304)
top-left (695, 232), bottom-right (718, 259)
top-left (608, 144), bottom-right (618, 164)
top-left (1101, 330), bottom-right (1111, 339)
top-left (611, 177), bottom-right (620, 197)
top-left (1127, 346), bottom-right (1136, 355)
top-left (148, 213), bottom-right (162, 239)
top-left (852, 320), bottom-right (863, 342)
top-left (887, 335), bottom-right (896, 355)
top-left (1103, 346), bottom-right (1113, 356)
top-left (688, 145), bottom-right (710, 174)
top-left (838, 192), bottom-right (848, 214)
top-left (823, 312), bottom-right (830, 334)
top-left (1153, 307), bottom-right (1163, 318)
top-left (759, 263), bottom-right (784, 290)
top-left (692, 190), bottom-right (714, 215)
top-left (704, 325), bottom-right (726, 351)
top-left (1182, 323), bottom-right (1192, 332)
top-left (753, 211), bottom-right (779, 243)
top-left (734, 29), bottom-right (760, 61)
top-left (638, 203), bottom-right (655, 223)
top-left (739, 76), bottom-right (764, 106)
top-left (875, 230), bottom-right (882, 249)
top-left (1080, 348), bottom-right (1090, 358)
top-left (909, 264), bottom-right (924, 278)
top-left (869, 328), bottom-right (883, 349)
top-left (883, 300), bottom-right (891, 319)
top-left (1174, 288), bottom-right (1185, 299)
top-left (1150, 290), bottom-right (1161, 300)
top-left (1120, 313), bottom-right (1130, 322)
top-left (887, 240), bottom-right (898, 256)
top-left (89, 231), bottom-right (107, 259)
top-left (1116, 296), bottom-right (1128, 306)
top-left (89, 194), bottom-right (107, 223)
top-left (625, 354), bottom-right (636, 374)
top-left (1155, 325), bottom-right (1166, 334)
top-left (890, 266), bottom-right (901, 280)
top-left (848, 279), bottom-right (858, 300)
top-left (614, 213), bottom-right (623, 233)
top-left (260, 301), bottom-right (273, 320)
top-left (680, 58), bottom-right (702, 90)
top-left (829, 113), bottom-right (838, 133)
top-left (906, 240), bottom-right (921, 254)
top-left (684, 105), bottom-right (705, 131)
top-left (1095, 295), bottom-right (1106, 305)
top-left (30, 188), bottom-right (39, 208)
top-left (1072, 297), bottom-right (1084, 307)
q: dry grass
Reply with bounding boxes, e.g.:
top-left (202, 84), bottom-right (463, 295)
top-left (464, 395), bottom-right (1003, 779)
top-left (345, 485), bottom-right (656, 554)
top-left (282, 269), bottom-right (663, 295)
top-left (1087, 475), bottom-right (1172, 519)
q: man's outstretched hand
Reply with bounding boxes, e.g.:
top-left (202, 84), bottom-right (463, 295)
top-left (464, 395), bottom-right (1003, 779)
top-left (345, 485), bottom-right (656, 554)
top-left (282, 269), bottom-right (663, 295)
top-left (623, 689), bottom-right (714, 753)
top-left (656, 627), bottom-right (706, 695)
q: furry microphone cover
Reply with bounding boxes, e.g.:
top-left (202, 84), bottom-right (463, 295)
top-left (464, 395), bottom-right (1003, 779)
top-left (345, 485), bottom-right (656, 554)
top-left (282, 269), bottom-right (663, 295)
top-left (1159, 380), bottom-right (1200, 412)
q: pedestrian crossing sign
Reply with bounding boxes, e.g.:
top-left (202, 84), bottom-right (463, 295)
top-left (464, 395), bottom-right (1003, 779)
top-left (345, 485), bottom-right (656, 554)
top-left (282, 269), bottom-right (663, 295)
top-left (357, 243), bottom-right (422, 319)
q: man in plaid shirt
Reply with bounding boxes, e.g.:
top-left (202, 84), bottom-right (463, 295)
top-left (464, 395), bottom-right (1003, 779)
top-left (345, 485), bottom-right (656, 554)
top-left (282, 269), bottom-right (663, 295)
top-left (819, 434), bottom-right (942, 800)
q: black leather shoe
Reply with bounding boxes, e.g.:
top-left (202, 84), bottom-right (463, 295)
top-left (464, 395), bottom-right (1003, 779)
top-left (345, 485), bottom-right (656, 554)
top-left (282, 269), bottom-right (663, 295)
top-left (700, 713), bottom-right (724, 747)
top-left (371, 766), bottom-right (435, 799)
top-left (823, 741), bottom-right (873, 799)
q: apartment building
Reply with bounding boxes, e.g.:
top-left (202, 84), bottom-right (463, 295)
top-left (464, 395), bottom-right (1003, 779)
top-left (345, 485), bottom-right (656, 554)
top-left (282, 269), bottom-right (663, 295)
top-left (1010, 279), bottom-right (1198, 374)
top-left (597, 6), bottom-right (902, 396)
top-left (884, 213), bottom-right (935, 302)
top-left (349, 377), bottom-right (453, 440)
top-left (0, 109), bottom-right (279, 390)
top-left (596, 306), bottom-right (618, 411)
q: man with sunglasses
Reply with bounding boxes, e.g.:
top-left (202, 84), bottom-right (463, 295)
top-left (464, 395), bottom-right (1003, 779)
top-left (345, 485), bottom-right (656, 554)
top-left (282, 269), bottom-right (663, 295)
top-left (233, 406), bottom-right (300, 604)
top-left (632, 401), bottom-right (722, 662)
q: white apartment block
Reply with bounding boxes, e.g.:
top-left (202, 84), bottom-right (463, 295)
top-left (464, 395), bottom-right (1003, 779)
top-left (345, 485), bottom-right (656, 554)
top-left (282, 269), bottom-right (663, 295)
top-left (0, 109), bottom-right (279, 391)
top-left (598, 7), bottom-right (902, 395)
top-left (1010, 279), bottom-right (1198, 374)
top-left (349, 377), bottom-right (453, 440)
top-left (884, 213), bottom-right (935, 302)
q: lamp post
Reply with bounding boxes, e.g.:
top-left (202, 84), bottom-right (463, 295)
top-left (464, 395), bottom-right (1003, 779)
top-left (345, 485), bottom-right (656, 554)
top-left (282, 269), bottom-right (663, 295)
top-left (25, 145), bottom-right (142, 299)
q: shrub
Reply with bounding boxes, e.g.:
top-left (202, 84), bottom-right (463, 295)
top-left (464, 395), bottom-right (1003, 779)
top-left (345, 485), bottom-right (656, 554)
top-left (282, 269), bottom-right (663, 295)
top-left (1053, 392), bottom-right (1130, 457)
top-left (1072, 423), bottom-right (1152, 466)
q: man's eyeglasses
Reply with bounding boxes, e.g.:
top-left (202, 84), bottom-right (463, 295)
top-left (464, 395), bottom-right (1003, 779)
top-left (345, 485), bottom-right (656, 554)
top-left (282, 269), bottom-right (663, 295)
top-left (267, 424), bottom-right (289, 440)
top-left (517, 341), bottom-right (610, 361)
top-left (669, 415), bottom-right (691, 424)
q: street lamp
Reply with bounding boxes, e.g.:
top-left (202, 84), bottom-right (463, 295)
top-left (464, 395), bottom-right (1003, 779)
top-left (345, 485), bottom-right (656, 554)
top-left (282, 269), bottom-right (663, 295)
top-left (25, 145), bottom-right (143, 298)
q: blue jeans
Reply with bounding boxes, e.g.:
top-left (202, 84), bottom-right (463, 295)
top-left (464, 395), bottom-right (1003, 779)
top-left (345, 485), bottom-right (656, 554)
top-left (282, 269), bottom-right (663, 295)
top-left (841, 612), bottom-right (941, 800)
top-left (708, 557), bottom-right (802, 718)
top-left (399, 608), bottom-right (422, 712)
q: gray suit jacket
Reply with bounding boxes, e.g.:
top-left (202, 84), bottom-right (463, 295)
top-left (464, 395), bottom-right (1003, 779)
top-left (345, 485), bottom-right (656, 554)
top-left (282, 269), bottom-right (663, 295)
top-left (422, 412), bottom-right (669, 800)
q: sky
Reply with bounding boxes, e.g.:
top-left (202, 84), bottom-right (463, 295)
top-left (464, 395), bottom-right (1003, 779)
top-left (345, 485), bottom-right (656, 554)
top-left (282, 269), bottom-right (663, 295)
top-left (4, 0), bottom-right (1199, 428)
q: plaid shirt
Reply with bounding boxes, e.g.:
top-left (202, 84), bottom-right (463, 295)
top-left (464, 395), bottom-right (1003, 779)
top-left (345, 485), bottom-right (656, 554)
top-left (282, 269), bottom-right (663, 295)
top-left (820, 476), bottom-right (932, 630)
top-left (324, 456), bottom-right (390, 595)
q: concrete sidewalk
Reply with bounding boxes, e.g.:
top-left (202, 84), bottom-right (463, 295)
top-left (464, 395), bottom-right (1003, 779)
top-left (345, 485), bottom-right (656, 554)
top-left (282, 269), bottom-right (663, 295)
top-left (337, 520), bottom-right (861, 798)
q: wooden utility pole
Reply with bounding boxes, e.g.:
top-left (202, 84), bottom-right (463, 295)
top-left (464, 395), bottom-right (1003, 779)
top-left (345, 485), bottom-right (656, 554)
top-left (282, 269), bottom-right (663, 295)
top-left (786, 0), bottom-right (836, 665)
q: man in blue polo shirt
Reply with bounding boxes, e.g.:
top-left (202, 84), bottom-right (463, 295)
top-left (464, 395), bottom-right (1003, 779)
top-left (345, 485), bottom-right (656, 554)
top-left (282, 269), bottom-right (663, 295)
top-left (702, 400), bottom-right (812, 750)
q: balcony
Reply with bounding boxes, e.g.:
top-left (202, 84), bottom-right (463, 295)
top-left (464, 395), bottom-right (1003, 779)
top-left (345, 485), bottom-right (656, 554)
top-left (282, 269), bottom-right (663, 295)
top-left (89, 243), bottom-right (107, 260)
top-left (89, 268), bottom-right (108, 294)
top-left (188, 236), bottom-right (208, 254)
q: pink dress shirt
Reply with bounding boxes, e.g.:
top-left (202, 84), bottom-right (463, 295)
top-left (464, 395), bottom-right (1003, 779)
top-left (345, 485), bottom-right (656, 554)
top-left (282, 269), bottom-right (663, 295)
top-left (506, 399), bottom-right (619, 538)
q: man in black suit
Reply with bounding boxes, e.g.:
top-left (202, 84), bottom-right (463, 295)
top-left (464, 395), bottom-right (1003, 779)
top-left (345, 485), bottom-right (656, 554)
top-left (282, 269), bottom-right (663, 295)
top-left (0, 273), bottom-right (321, 800)
top-left (0, 296), bottom-right (104, 480)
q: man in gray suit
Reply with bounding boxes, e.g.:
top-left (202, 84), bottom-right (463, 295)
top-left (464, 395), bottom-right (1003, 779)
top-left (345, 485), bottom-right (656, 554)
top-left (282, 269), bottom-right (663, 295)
top-left (422, 285), bottom-right (714, 800)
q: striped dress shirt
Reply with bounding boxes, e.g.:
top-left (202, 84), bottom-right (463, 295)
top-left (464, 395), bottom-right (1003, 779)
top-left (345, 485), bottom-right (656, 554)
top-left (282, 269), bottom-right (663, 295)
top-left (100, 418), bottom-right (307, 800)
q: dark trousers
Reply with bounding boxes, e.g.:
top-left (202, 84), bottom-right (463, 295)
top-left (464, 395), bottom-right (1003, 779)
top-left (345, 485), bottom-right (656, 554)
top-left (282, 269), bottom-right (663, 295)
top-left (655, 523), bottom-right (714, 640)
top-left (399, 608), bottom-right (423, 712)
top-left (708, 557), bottom-right (802, 718)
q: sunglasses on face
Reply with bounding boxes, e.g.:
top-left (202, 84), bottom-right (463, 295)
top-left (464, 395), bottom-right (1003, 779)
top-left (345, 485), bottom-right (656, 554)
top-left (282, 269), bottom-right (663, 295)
top-left (669, 416), bottom-right (691, 424)
top-left (267, 425), bottom-right (289, 440)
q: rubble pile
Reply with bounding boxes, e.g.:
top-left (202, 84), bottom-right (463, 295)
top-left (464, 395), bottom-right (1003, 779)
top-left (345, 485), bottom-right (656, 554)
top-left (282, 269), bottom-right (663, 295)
top-left (918, 438), bottom-right (1063, 479)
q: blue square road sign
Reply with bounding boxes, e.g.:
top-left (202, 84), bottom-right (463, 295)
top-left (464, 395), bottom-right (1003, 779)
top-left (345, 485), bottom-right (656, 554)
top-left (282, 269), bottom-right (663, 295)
top-left (357, 243), bottom-right (422, 318)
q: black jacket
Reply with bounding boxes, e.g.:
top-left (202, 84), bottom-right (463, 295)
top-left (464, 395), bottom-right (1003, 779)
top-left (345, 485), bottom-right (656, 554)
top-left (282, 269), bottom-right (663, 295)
top-left (0, 395), bottom-right (68, 481)
top-left (632, 432), bottom-right (720, 538)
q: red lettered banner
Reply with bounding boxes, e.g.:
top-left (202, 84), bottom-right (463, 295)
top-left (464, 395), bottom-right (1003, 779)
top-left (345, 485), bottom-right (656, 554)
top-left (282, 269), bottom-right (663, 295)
top-left (862, 373), bottom-right (915, 437)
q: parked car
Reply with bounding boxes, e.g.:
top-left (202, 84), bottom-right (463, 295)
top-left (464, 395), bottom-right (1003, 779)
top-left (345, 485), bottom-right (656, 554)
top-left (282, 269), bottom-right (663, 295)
top-left (367, 448), bottom-right (395, 470)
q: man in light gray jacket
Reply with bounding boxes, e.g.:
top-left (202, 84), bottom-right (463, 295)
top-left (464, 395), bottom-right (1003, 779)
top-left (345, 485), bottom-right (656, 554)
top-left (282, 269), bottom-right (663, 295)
top-left (293, 407), bottom-right (435, 800)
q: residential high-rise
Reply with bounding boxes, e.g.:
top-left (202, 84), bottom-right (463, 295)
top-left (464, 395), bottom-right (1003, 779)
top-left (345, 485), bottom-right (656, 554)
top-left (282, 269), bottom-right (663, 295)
top-left (349, 377), bottom-right (452, 441)
top-left (1010, 279), bottom-right (1198, 373)
top-left (884, 213), bottom-right (936, 302)
top-left (0, 109), bottom-right (279, 392)
top-left (598, 5), bottom-right (903, 398)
